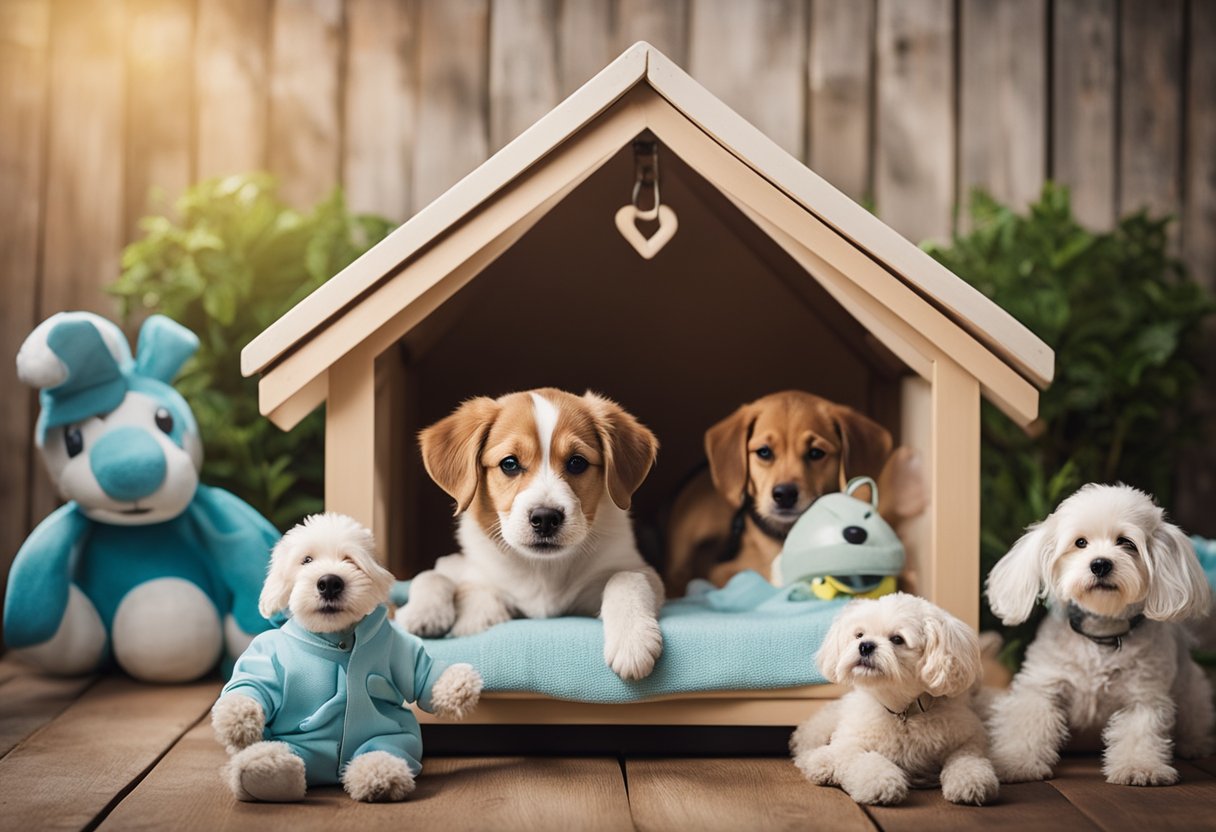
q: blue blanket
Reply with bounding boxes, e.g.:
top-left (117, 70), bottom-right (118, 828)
top-left (389, 571), bottom-right (844, 704)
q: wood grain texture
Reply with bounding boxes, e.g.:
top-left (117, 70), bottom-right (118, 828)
top-left (1051, 0), bottom-right (1116, 230)
top-left (412, 0), bottom-right (490, 211)
top-left (1047, 755), bottom-right (1216, 830)
top-left (268, 0), bottom-right (343, 208)
top-left (1118, 0), bottom-right (1184, 228)
top-left (688, 0), bottom-right (807, 158)
top-left (1184, 0), bottom-right (1216, 285)
top-left (874, 0), bottom-right (955, 244)
top-left (0, 0), bottom-right (49, 641)
top-left (865, 779), bottom-right (1102, 831)
top-left (490, 0), bottom-right (561, 151)
top-left (557, 0), bottom-right (613, 95)
top-left (626, 757), bottom-right (876, 832)
top-left (343, 0), bottom-right (417, 220)
top-left (0, 676), bottom-right (220, 831)
top-left (958, 0), bottom-right (1046, 222)
top-left (808, 0), bottom-right (876, 202)
top-left (614, 0), bottom-right (688, 65)
top-left (103, 726), bottom-right (634, 832)
top-left (0, 660), bottom-right (97, 760)
top-left (194, 0), bottom-right (270, 179)
top-left (123, 0), bottom-right (194, 239)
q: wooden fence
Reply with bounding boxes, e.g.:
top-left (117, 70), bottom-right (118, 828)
top-left (2, 0), bottom-right (1214, 590)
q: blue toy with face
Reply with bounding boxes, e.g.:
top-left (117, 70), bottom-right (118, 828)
top-left (4, 312), bottom-right (279, 682)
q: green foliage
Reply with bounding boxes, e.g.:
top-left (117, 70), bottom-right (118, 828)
top-left (925, 184), bottom-right (1215, 649)
top-left (111, 174), bottom-right (395, 530)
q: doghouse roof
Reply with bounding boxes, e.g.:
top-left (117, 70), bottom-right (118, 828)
top-left (243, 42), bottom-right (1053, 430)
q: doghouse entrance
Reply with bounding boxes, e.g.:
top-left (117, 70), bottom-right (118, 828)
top-left (372, 141), bottom-right (929, 585)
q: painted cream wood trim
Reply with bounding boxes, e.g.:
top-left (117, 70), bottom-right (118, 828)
top-left (324, 340), bottom-right (377, 530)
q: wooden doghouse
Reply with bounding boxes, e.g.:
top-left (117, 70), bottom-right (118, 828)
top-left (242, 43), bottom-right (1053, 727)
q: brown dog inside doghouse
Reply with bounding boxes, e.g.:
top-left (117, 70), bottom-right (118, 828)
top-left (665, 390), bottom-right (926, 596)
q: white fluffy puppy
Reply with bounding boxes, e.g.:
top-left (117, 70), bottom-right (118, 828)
top-left (791, 593), bottom-right (998, 806)
top-left (212, 514), bottom-right (481, 803)
top-left (986, 483), bottom-right (1213, 786)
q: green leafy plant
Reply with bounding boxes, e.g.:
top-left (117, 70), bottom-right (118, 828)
top-left (925, 184), bottom-right (1214, 655)
top-left (111, 174), bottom-right (395, 530)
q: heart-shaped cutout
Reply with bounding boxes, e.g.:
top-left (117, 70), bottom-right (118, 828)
top-left (615, 204), bottom-right (678, 260)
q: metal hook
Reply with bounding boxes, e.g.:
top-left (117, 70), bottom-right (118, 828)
top-left (631, 138), bottom-right (661, 221)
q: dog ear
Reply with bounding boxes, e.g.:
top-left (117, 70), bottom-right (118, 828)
top-left (1144, 520), bottom-right (1212, 621)
top-left (919, 605), bottom-right (982, 697)
top-left (419, 397), bottom-right (500, 515)
top-left (985, 520), bottom-right (1054, 625)
top-left (259, 529), bottom-right (301, 619)
top-left (585, 392), bottom-right (659, 511)
top-left (830, 404), bottom-right (893, 489)
top-left (815, 602), bottom-right (858, 684)
top-left (340, 516), bottom-right (396, 604)
top-left (705, 404), bottom-right (757, 509)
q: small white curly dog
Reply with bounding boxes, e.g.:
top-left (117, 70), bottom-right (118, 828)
top-left (791, 593), bottom-right (999, 806)
top-left (212, 514), bottom-right (482, 803)
top-left (986, 483), bottom-right (1214, 786)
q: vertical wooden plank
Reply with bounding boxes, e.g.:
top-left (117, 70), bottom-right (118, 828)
top-left (0, 0), bottom-right (50, 640)
top-left (268, 0), bottom-right (343, 209)
top-left (688, 0), bottom-right (807, 158)
top-left (1051, 0), bottom-right (1116, 230)
top-left (614, 0), bottom-right (688, 66)
top-left (874, 0), bottom-right (955, 244)
top-left (929, 359), bottom-right (980, 630)
top-left (808, 0), bottom-right (875, 202)
top-left (194, 0), bottom-right (270, 180)
top-left (326, 344), bottom-right (377, 532)
top-left (412, 0), bottom-right (490, 212)
top-left (489, 0), bottom-right (561, 151)
top-left (343, 0), bottom-right (417, 220)
top-left (1118, 0), bottom-right (1184, 225)
top-left (958, 0), bottom-right (1046, 221)
top-left (557, 0), bottom-right (613, 96)
top-left (36, 0), bottom-right (128, 523)
top-left (124, 0), bottom-right (194, 238)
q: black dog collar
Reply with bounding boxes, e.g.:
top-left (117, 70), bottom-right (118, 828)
top-left (1067, 602), bottom-right (1146, 650)
top-left (883, 694), bottom-right (933, 722)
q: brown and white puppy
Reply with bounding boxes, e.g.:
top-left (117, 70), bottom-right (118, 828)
top-left (397, 388), bottom-right (665, 681)
top-left (666, 390), bottom-right (924, 595)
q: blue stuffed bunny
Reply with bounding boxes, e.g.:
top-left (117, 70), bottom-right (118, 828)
top-left (4, 311), bottom-right (279, 682)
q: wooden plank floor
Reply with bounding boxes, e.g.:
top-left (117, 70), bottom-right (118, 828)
top-left (4, 660), bottom-right (1216, 831)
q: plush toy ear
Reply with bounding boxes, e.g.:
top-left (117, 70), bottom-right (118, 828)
top-left (585, 392), bottom-right (659, 511)
top-left (705, 404), bottom-right (758, 509)
top-left (919, 604), bottom-right (982, 697)
top-left (135, 315), bottom-right (199, 383)
top-left (419, 397), bottom-right (501, 515)
top-left (829, 403), bottom-right (893, 490)
top-left (17, 311), bottom-right (132, 390)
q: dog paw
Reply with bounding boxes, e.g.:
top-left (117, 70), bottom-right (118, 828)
top-left (792, 747), bottom-right (836, 785)
top-left (343, 751), bottom-right (416, 802)
top-left (846, 770), bottom-right (908, 805)
top-left (449, 604), bottom-right (511, 638)
top-left (396, 596), bottom-right (456, 638)
top-left (941, 763), bottom-right (1000, 805)
top-left (992, 756), bottom-right (1053, 783)
top-left (430, 663), bottom-right (483, 720)
top-left (1105, 762), bottom-right (1179, 787)
top-left (211, 694), bottom-right (265, 753)
top-left (604, 617), bottom-right (663, 681)
top-left (224, 742), bottom-right (306, 802)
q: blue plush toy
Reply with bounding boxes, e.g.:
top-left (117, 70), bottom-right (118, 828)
top-left (4, 311), bottom-right (279, 682)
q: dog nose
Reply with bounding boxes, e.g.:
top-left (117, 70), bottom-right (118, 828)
top-left (858, 640), bottom-right (876, 657)
top-left (772, 483), bottom-right (799, 509)
top-left (529, 507), bottom-right (564, 537)
top-left (1089, 558), bottom-right (1113, 578)
top-left (843, 525), bottom-right (868, 545)
top-left (317, 574), bottom-right (345, 600)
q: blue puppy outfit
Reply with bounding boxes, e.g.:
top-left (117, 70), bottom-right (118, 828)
top-left (222, 605), bottom-right (449, 782)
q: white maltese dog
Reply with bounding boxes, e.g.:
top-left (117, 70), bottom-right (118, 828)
top-left (985, 483), bottom-right (1213, 786)
top-left (211, 514), bottom-right (482, 803)
top-left (791, 593), bottom-right (998, 806)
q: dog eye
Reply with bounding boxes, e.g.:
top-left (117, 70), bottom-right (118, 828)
top-left (756, 446), bottom-right (774, 461)
top-left (301, 555), bottom-right (313, 565)
top-left (805, 447), bottom-right (826, 461)
top-left (566, 455), bottom-right (589, 475)
top-left (154, 407), bottom-right (174, 435)
top-left (499, 456), bottom-right (522, 476)
top-left (64, 426), bottom-right (84, 458)
top-left (890, 634), bottom-right (905, 646)
top-left (1075, 538), bottom-right (1088, 549)
top-left (855, 630), bottom-right (864, 639)
top-left (1117, 536), bottom-right (1137, 553)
